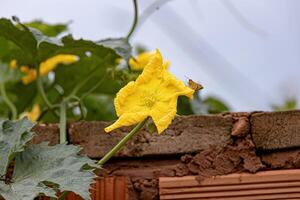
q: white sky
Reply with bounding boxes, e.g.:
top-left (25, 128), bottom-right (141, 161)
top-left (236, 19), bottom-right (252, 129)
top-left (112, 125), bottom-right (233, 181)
top-left (1, 0), bottom-right (300, 111)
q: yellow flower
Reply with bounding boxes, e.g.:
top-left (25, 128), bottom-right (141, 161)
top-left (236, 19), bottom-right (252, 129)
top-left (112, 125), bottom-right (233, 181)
top-left (39, 54), bottom-right (79, 76)
top-left (105, 50), bottom-right (195, 134)
top-left (9, 59), bottom-right (18, 69)
top-left (16, 54), bottom-right (78, 85)
top-left (20, 104), bottom-right (41, 122)
top-left (20, 66), bottom-right (37, 85)
top-left (129, 51), bottom-right (170, 71)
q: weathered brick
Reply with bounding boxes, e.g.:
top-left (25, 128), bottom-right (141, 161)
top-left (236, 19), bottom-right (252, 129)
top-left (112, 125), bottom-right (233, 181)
top-left (69, 115), bottom-right (233, 158)
top-left (251, 110), bottom-right (300, 150)
top-left (30, 123), bottom-right (59, 145)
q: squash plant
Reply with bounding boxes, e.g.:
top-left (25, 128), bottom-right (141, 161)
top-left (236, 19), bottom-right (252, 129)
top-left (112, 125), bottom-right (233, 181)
top-left (0, 118), bottom-right (96, 200)
top-left (0, 1), bottom-right (228, 199)
top-left (0, 15), bottom-right (133, 200)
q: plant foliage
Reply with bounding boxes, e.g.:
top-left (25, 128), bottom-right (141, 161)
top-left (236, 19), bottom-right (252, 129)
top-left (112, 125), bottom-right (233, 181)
top-left (0, 118), bottom-right (96, 200)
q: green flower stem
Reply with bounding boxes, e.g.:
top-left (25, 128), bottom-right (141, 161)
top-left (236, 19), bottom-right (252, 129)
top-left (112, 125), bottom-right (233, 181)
top-left (69, 70), bottom-right (96, 98)
top-left (36, 67), bottom-right (52, 108)
top-left (126, 0), bottom-right (138, 41)
top-left (66, 96), bottom-right (86, 120)
top-left (36, 65), bottom-right (60, 118)
top-left (0, 82), bottom-right (17, 120)
top-left (67, 56), bottom-right (111, 99)
top-left (80, 74), bottom-right (106, 100)
top-left (59, 101), bottom-right (67, 144)
top-left (98, 118), bottom-right (148, 166)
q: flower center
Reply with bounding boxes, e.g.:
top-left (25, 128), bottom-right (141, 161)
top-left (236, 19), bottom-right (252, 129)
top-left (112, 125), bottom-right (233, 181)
top-left (141, 92), bottom-right (157, 108)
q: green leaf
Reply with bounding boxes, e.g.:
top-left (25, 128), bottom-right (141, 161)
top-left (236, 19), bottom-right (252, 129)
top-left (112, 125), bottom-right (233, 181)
top-left (28, 27), bottom-right (63, 48)
top-left (0, 18), bottom-right (63, 65)
top-left (6, 82), bottom-right (38, 115)
top-left (190, 94), bottom-right (230, 114)
top-left (203, 96), bottom-right (230, 114)
top-left (0, 98), bottom-right (10, 117)
top-left (0, 181), bottom-right (57, 200)
top-left (83, 94), bottom-right (116, 121)
top-left (0, 118), bottom-right (35, 176)
top-left (37, 35), bottom-right (118, 63)
top-left (177, 96), bottom-right (194, 115)
top-left (23, 20), bottom-right (68, 37)
top-left (0, 142), bottom-right (96, 200)
top-left (0, 18), bottom-right (129, 64)
top-left (97, 38), bottom-right (132, 61)
top-left (0, 18), bottom-right (37, 62)
top-left (0, 62), bottom-right (22, 83)
top-left (272, 97), bottom-right (298, 111)
top-left (52, 37), bottom-right (127, 97)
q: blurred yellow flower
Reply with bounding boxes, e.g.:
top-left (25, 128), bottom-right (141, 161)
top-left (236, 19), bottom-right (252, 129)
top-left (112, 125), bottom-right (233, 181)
top-left (9, 59), bottom-right (18, 69)
top-left (105, 50), bottom-right (195, 134)
top-left (129, 51), bottom-right (170, 71)
top-left (39, 54), bottom-right (78, 76)
top-left (20, 104), bottom-right (41, 122)
top-left (12, 54), bottom-right (79, 85)
top-left (20, 66), bottom-right (37, 85)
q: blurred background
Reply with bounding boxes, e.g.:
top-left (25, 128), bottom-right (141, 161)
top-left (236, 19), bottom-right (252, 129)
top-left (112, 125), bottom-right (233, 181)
top-left (1, 0), bottom-right (299, 111)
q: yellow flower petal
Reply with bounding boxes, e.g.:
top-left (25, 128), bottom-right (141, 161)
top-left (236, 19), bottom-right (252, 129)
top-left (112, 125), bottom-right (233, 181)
top-left (39, 54), bottom-right (78, 76)
top-left (163, 60), bottom-right (170, 69)
top-left (135, 49), bottom-right (164, 84)
top-left (160, 70), bottom-right (195, 100)
top-left (105, 49), bottom-right (196, 134)
top-left (18, 54), bottom-right (78, 85)
top-left (129, 51), bottom-right (170, 71)
top-left (20, 66), bottom-right (37, 85)
top-left (9, 59), bottom-right (18, 69)
top-left (129, 51), bottom-right (154, 71)
top-left (19, 104), bottom-right (41, 122)
top-left (150, 97), bottom-right (177, 134)
top-left (114, 81), bottom-right (136, 116)
top-left (105, 112), bottom-right (148, 132)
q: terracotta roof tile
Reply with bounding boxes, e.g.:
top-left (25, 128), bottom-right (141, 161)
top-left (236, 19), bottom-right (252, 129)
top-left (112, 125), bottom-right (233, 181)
top-left (159, 169), bottom-right (300, 199)
top-left (38, 176), bottom-right (128, 200)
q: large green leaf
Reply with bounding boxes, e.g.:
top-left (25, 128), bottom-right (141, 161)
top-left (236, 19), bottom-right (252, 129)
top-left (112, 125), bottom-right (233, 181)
top-left (0, 118), bottom-right (34, 175)
top-left (23, 20), bottom-right (68, 37)
top-left (0, 18), bottom-right (37, 64)
top-left (83, 94), bottom-right (116, 121)
top-left (0, 17), bottom-right (134, 121)
top-left (0, 38), bottom-right (17, 61)
top-left (6, 82), bottom-right (37, 115)
top-left (0, 142), bottom-right (96, 200)
top-left (97, 38), bottom-right (132, 61)
top-left (0, 99), bottom-right (10, 117)
top-left (52, 37), bottom-right (131, 98)
top-left (0, 62), bottom-right (22, 83)
top-left (0, 18), bottom-right (66, 67)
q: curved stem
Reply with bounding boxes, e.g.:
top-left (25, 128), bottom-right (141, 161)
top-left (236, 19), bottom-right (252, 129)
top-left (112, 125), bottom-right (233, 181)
top-left (80, 74), bottom-right (106, 100)
top-left (98, 118), bottom-right (148, 166)
top-left (36, 64), bottom-right (60, 118)
top-left (67, 96), bottom-right (86, 120)
top-left (36, 67), bottom-right (52, 108)
top-left (69, 70), bottom-right (96, 98)
top-left (0, 82), bottom-right (17, 120)
top-left (59, 101), bottom-right (67, 144)
top-left (36, 104), bottom-right (60, 121)
top-left (67, 55), bottom-right (112, 99)
top-left (126, 0), bottom-right (138, 41)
